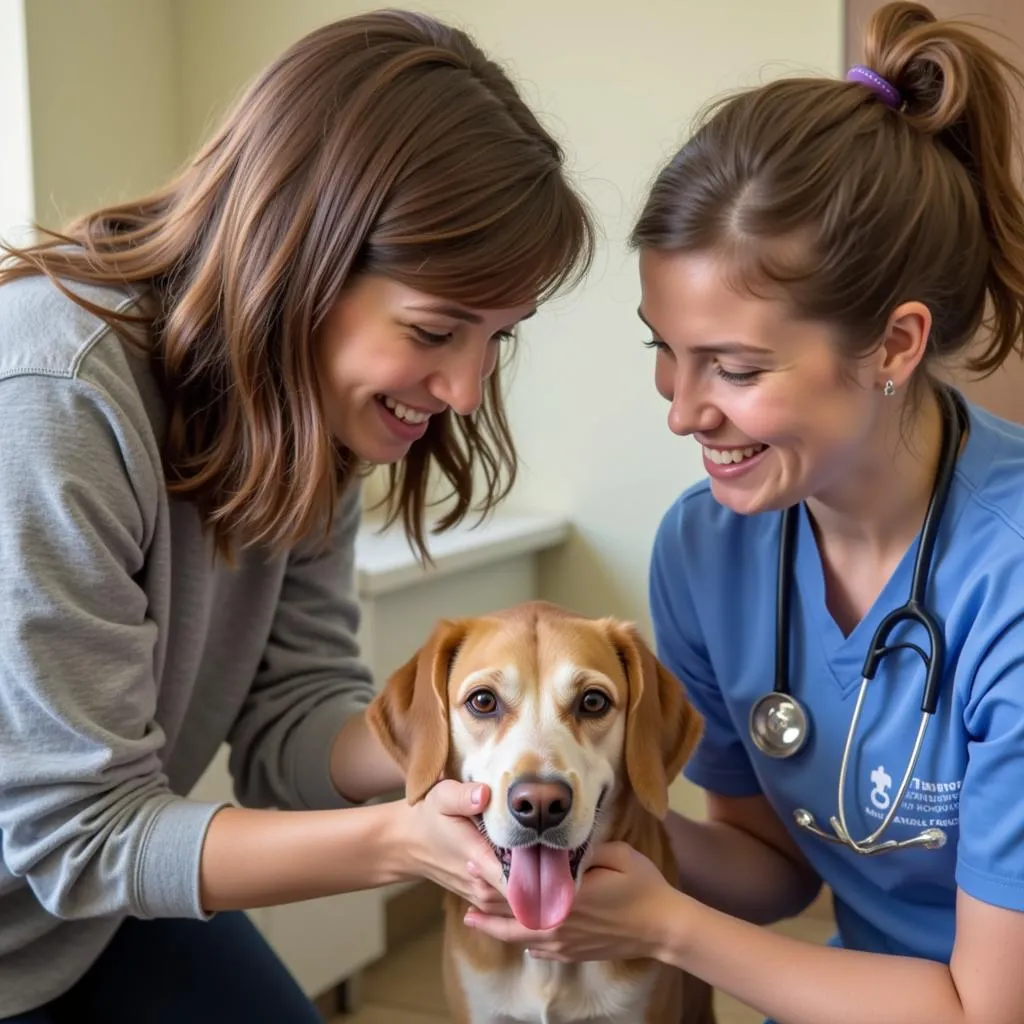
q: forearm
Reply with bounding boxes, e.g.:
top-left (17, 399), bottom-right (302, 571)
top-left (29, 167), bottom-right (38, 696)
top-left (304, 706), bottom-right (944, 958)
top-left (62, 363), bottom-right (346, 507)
top-left (657, 891), bottom-right (966, 1024)
top-left (199, 801), bottom-right (406, 912)
top-left (329, 708), bottom-right (406, 804)
top-left (665, 810), bottom-right (820, 924)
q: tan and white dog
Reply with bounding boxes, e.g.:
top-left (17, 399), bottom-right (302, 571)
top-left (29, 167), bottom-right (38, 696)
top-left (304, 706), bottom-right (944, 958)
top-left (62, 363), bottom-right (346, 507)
top-left (367, 600), bottom-right (717, 1024)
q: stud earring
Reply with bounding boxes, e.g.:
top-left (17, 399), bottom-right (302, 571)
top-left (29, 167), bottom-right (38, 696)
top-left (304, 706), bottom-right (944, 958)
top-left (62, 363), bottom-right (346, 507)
top-left (883, 379), bottom-right (896, 397)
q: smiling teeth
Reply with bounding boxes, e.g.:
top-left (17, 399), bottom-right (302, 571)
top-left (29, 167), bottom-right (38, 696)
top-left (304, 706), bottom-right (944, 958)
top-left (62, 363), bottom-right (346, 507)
top-left (382, 396), bottom-right (430, 425)
top-left (703, 443), bottom-right (766, 465)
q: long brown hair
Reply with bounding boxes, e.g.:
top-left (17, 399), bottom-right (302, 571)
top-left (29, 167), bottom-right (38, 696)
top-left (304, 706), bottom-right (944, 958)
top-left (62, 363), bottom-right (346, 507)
top-left (631, 1), bottom-right (1024, 392)
top-left (0, 9), bottom-right (594, 561)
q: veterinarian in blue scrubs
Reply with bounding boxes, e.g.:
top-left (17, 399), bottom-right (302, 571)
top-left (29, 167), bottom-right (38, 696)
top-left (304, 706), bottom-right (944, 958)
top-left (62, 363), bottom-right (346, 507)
top-left (465, 4), bottom-right (1024, 1021)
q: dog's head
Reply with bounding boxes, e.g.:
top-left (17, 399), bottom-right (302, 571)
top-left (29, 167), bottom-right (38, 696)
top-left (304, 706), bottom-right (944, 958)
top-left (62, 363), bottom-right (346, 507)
top-left (366, 600), bottom-right (702, 930)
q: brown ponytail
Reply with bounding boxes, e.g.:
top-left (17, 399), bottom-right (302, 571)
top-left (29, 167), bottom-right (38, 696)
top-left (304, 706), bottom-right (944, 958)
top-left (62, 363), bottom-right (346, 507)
top-left (632, 1), bottom-right (1024, 380)
top-left (864, 3), bottom-right (1024, 374)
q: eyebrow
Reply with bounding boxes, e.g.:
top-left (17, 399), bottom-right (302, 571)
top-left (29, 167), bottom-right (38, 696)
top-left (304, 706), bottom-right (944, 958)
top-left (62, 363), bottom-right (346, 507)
top-left (637, 307), bottom-right (775, 356)
top-left (406, 303), bottom-right (538, 327)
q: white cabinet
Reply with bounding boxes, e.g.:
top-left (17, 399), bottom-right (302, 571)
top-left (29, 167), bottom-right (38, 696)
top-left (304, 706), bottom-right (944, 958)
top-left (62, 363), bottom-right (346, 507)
top-left (189, 510), bottom-right (569, 998)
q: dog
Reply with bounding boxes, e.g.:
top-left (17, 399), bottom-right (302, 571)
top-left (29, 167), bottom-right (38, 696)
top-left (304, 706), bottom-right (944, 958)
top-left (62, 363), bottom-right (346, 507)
top-left (366, 599), bottom-right (716, 1024)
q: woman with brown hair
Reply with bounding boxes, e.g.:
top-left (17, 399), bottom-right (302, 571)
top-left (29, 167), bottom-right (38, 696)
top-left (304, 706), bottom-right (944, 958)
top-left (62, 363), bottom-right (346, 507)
top-left (467, 4), bottom-right (1024, 1022)
top-left (0, 9), bottom-right (592, 1022)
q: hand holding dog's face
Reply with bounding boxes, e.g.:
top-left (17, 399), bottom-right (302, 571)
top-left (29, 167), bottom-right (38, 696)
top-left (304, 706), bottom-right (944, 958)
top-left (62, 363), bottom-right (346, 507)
top-left (463, 839), bottom-right (677, 962)
top-left (366, 601), bottom-right (702, 932)
top-left (396, 777), bottom-right (510, 915)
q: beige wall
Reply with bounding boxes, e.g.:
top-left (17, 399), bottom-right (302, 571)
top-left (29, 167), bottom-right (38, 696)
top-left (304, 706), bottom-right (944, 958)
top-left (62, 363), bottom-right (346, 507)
top-left (177, 1), bottom-right (350, 156)
top-left (23, 0), bottom-right (181, 228)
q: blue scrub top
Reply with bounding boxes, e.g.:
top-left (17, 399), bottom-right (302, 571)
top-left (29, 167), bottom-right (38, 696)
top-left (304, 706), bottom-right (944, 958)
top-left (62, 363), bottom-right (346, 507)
top-left (649, 396), bottom-right (1024, 964)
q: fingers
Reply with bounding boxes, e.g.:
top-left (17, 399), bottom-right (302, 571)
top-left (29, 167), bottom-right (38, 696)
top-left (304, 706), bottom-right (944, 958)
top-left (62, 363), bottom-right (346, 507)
top-left (472, 886), bottom-right (512, 916)
top-left (467, 855), bottom-right (506, 895)
top-left (464, 910), bottom-right (552, 945)
top-left (465, 865), bottom-right (510, 916)
top-left (460, 871), bottom-right (508, 914)
top-left (526, 949), bottom-right (565, 961)
top-left (467, 894), bottom-right (512, 916)
top-left (429, 779), bottom-right (491, 818)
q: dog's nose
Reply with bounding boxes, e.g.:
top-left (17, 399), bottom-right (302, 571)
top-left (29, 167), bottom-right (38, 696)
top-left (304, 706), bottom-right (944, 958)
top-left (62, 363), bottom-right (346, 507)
top-left (507, 778), bottom-right (573, 832)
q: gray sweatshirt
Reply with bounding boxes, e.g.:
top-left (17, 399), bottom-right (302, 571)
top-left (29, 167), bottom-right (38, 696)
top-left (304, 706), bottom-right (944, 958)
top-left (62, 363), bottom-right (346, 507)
top-left (0, 273), bottom-right (375, 1015)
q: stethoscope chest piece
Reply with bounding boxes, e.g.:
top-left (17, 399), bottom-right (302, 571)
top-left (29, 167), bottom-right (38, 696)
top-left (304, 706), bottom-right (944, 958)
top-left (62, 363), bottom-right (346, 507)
top-left (749, 692), bottom-right (810, 758)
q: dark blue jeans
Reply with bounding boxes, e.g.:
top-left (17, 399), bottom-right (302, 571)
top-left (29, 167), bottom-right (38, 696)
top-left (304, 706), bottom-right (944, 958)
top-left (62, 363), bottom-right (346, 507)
top-left (3, 911), bottom-right (324, 1023)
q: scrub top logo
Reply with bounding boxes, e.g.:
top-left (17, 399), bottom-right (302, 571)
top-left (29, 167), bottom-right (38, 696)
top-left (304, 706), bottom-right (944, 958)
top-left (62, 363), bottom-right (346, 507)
top-left (863, 767), bottom-right (962, 831)
top-left (869, 764), bottom-right (893, 810)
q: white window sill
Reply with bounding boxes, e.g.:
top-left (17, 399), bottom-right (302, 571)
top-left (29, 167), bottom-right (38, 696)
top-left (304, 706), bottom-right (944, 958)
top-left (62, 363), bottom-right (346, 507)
top-left (354, 510), bottom-right (570, 599)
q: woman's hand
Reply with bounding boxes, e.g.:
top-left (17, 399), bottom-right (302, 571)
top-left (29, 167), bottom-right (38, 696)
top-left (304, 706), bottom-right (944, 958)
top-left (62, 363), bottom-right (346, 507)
top-left (463, 841), bottom-right (681, 962)
top-left (391, 780), bottom-right (510, 915)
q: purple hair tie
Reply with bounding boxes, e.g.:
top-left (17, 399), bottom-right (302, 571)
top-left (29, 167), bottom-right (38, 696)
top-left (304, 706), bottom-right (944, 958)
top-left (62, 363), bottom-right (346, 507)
top-left (846, 64), bottom-right (902, 109)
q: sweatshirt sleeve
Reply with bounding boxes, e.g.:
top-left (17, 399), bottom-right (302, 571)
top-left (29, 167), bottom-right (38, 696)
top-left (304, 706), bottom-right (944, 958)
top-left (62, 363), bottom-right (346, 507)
top-left (0, 373), bottom-right (226, 922)
top-left (225, 479), bottom-right (377, 812)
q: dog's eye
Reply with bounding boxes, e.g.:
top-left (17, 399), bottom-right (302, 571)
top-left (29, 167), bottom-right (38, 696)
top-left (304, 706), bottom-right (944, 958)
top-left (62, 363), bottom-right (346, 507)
top-left (579, 689), bottom-right (611, 716)
top-left (466, 689), bottom-right (498, 715)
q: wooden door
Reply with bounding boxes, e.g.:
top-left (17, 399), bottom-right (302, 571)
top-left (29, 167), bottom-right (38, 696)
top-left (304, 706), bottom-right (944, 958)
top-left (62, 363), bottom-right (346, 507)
top-left (845, 1), bottom-right (1024, 423)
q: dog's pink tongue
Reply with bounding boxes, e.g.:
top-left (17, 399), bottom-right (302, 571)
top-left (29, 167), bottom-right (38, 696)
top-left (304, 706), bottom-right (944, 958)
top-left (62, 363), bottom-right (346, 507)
top-left (506, 846), bottom-right (575, 931)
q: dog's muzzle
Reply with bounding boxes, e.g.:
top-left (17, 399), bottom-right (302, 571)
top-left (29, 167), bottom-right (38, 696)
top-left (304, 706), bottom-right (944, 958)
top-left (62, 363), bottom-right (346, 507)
top-left (480, 781), bottom-right (606, 932)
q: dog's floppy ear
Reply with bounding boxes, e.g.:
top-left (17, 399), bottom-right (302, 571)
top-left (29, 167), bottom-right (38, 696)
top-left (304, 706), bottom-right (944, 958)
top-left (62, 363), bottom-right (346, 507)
top-left (606, 620), bottom-right (703, 820)
top-left (365, 617), bottom-right (467, 804)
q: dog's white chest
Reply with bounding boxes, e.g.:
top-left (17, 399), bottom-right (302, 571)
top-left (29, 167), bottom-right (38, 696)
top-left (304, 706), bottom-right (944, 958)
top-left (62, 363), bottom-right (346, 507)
top-left (456, 951), bottom-right (656, 1024)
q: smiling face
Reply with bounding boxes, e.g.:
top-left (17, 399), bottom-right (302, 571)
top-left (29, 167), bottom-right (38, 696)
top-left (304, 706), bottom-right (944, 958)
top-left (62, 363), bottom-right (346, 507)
top-left (638, 248), bottom-right (886, 516)
top-left (315, 273), bottom-right (536, 464)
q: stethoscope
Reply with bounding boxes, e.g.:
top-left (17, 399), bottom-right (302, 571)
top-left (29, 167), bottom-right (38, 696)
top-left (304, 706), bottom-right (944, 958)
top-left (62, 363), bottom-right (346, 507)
top-left (748, 386), bottom-right (967, 856)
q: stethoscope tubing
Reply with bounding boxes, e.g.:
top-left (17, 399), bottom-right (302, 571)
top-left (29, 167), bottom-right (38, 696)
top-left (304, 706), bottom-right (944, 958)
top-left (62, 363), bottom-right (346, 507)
top-left (751, 386), bottom-right (967, 855)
